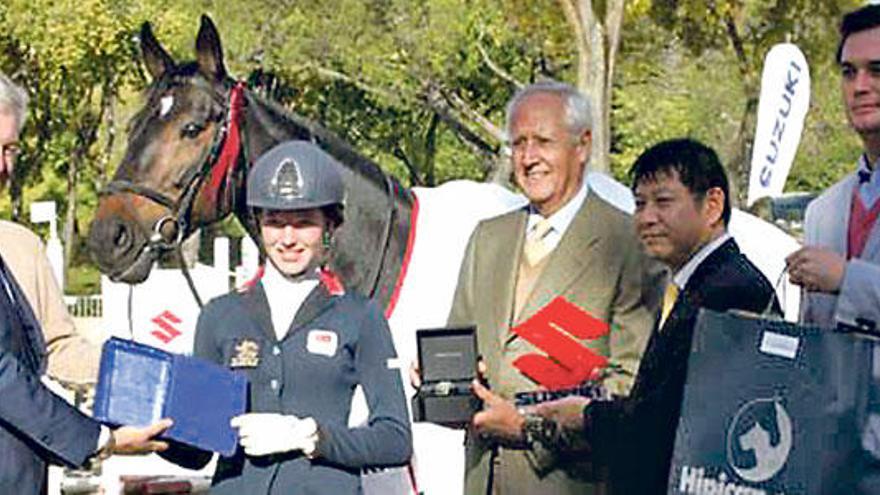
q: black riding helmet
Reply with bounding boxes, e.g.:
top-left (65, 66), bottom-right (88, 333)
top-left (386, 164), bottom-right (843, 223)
top-left (247, 140), bottom-right (345, 226)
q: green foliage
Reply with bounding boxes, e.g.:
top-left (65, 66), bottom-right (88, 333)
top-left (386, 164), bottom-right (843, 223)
top-left (613, 27), bottom-right (746, 181)
top-left (614, 0), bottom-right (865, 196)
top-left (0, 0), bottom-right (872, 293)
top-left (66, 263), bottom-right (100, 295)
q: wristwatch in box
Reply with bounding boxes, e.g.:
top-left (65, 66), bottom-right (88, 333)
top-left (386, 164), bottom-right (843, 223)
top-left (412, 326), bottom-right (481, 428)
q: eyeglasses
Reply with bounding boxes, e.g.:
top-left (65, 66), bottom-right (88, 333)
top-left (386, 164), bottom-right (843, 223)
top-left (1, 143), bottom-right (20, 162)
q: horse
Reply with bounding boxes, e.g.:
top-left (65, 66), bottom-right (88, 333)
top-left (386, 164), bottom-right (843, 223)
top-left (86, 15), bottom-right (531, 494)
top-left (87, 15), bottom-right (802, 495)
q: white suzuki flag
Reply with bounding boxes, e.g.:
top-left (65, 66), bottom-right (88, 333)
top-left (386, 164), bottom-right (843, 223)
top-left (747, 43), bottom-right (810, 207)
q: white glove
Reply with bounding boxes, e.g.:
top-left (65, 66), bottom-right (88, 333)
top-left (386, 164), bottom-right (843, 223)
top-left (230, 413), bottom-right (319, 457)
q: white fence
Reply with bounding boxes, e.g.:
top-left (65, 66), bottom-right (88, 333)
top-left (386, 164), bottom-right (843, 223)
top-left (64, 294), bottom-right (103, 318)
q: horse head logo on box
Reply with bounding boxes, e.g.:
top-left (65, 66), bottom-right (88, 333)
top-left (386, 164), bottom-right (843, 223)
top-left (87, 15), bottom-right (414, 311)
top-left (726, 397), bottom-right (794, 483)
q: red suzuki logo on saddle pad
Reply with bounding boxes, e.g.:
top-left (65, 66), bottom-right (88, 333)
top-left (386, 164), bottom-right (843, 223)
top-left (511, 297), bottom-right (610, 389)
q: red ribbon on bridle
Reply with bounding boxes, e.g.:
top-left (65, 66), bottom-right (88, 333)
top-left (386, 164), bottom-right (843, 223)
top-left (202, 81), bottom-right (246, 211)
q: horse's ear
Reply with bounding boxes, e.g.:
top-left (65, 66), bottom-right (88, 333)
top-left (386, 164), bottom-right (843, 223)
top-left (140, 22), bottom-right (174, 80)
top-left (196, 15), bottom-right (227, 81)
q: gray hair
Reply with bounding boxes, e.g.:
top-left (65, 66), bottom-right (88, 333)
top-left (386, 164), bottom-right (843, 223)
top-left (0, 72), bottom-right (28, 132)
top-left (505, 80), bottom-right (592, 141)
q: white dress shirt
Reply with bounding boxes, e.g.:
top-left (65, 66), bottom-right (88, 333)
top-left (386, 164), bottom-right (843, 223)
top-left (524, 179), bottom-right (589, 249)
top-left (261, 262), bottom-right (319, 340)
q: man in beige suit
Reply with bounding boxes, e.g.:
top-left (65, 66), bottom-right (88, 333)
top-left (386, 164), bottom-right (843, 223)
top-left (0, 72), bottom-right (99, 384)
top-left (448, 81), bottom-right (660, 494)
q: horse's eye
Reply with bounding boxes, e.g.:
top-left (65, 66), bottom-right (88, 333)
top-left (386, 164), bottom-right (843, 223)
top-left (181, 122), bottom-right (205, 139)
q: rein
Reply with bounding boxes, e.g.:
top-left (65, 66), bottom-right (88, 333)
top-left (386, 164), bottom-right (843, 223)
top-left (101, 81), bottom-right (248, 307)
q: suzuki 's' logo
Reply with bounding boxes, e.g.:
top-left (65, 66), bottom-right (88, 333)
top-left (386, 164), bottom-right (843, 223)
top-left (726, 397), bottom-right (793, 483)
top-left (511, 297), bottom-right (610, 389)
top-left (150, 310), bottom-right (183, 344)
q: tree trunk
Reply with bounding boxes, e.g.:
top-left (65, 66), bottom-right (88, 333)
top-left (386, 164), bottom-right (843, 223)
top-left (729, 95), bottom-right (759, 206)
top-left (98, 87), bottom-right (116, 187)
top-left (723, 11), bottom-right (757, 208)
top-left (10, 169), bottom-right (22, 222)
top-left (488, 152), bottom-right (513, 187)
top-left (63, 155), bottom-right (77, 287)
top-left (561, 0), bottom-right (626, 174)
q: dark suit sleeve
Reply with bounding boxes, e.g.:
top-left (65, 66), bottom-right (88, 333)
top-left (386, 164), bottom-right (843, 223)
top-left (314, 300), bottom-right (412, 468)
top-left (0, 344), bottom-right (100, 467)
top-left (582, 307), bottom-right (694, 493)
top-left (585, 323), bottom-right (684, 466)
top-left (585, 245), bottom-right (782, 492)
top-left (604, 236), bottom-right (664, 395)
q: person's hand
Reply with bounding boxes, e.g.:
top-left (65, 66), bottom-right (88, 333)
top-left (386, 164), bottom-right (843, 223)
top-left (476, 359), bottom-right (487, 382)
top-left (786, 247), bottom-right (846, 293)
top-left (471, 381), bottom-right (524, 442)
top-left (530, 396), bottom-right (590, 432)
top-left (409, 360), bottom-right (422, 388)
top-left (231, 413), bottom-right (318, 457)
top-left (109, 418), bottom-right (173, 455)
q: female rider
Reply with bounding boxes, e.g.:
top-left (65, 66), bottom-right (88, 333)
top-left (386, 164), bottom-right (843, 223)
top-left (164, 140), bottom-right (412, 494)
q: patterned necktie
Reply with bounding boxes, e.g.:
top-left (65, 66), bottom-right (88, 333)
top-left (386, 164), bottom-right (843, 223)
top-left (523, 218), bottom-right (554, 266)
top-left (660, 282), bottom-right (680, 328)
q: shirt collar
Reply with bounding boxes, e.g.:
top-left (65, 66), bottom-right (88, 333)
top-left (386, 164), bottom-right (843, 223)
top-left (672, 232), bottom-right (731, 289)
top-left (262, 261), bottom-right (318, 291)
top-left (526, 179), bottom-right (589, 237)
top-left (262, 261), bottom-right (319, 340)
top-left (858, 154), bottom-right (877, 183)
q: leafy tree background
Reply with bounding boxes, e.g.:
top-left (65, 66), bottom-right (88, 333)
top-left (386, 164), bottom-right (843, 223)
top-left (0, 0), bottom-right (865, 292)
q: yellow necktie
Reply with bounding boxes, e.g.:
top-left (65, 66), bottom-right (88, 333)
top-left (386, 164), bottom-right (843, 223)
top-left (660, 282), bottom-right (680, 327)
top-left (523, 219), bottom-right (553, 266)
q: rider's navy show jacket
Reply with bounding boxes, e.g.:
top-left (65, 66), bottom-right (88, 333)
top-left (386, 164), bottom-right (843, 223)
top-left (163, 278), bottom-right (412, 495)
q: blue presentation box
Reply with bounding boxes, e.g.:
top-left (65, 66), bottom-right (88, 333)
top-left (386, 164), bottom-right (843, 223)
top-left (93, 337), bottom-right (248, 456)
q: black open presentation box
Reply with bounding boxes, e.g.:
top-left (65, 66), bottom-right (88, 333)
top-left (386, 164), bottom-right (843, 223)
top-left (412, 326), bottom-right (481, 428)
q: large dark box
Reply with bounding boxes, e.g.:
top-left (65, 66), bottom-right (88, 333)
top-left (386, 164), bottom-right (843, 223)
top-left (93, 337), bottom-right (248, 456)
top-left (412, 326), bottom-right (481, 428)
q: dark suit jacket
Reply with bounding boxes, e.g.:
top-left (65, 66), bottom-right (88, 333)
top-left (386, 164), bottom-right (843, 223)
top-left (0, 256), bottom-right (100, 495)
top-left (585, 238), bottom-right (780, 495)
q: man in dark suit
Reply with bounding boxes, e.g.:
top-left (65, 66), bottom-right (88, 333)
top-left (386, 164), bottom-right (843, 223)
top-left (530, 138), bottom-right (780, 494)
top-left (0, 71), bottom-right (171, 495)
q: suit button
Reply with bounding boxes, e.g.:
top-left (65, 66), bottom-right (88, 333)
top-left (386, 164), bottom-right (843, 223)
top-left (270, 379), bottom-right (279, 390)
top-left (272, 346), bottom-right (281, 356)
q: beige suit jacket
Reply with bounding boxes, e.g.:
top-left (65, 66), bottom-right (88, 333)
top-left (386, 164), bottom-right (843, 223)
top-left (449, 194), bottom-right (661, 495)
top-left (0, 220), bottom-right (99, 384)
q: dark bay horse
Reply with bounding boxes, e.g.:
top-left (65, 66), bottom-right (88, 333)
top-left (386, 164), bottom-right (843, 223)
top-left (87, 16), bottom-right (414, 313)
top-left (86, 19), bottom-right (526, 493)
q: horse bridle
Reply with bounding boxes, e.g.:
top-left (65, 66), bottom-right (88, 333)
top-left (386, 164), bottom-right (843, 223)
top-left (100, 82), bottom-right (248, 306)
top-left (100, 80), bottom-right (403, 309)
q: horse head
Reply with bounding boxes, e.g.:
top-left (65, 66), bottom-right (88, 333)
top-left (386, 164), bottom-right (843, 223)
top-left (89, 16), bottom-right (414, 307)
top-left (88, 16), bottom-right (254, 283)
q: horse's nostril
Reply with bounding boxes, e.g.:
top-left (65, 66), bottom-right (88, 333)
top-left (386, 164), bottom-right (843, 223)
top-left (113, 223), bottom-right (129, 248)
